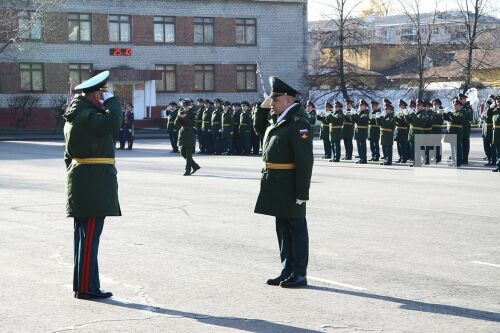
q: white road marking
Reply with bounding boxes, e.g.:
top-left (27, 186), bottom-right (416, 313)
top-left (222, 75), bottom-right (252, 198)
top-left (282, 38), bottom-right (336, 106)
top-left (308, 276), bottom-right (367, 291)
top-left (470, 261), bottom-right (500, 268)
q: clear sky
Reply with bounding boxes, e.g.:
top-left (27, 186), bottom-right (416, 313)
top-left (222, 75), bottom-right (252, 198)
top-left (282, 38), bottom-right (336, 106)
top-left (308, 0), bottom-right (499, 21)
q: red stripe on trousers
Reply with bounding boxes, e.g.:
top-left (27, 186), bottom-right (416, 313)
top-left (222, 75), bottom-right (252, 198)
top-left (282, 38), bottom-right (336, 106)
top-left (80, 217), bottom-right (95, 293)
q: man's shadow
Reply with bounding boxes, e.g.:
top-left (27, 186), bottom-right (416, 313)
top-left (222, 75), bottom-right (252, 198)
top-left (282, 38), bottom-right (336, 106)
top-left (94, 298), bottom-right (322, 333)
top-left (306, 285), bottom-right (500, 323)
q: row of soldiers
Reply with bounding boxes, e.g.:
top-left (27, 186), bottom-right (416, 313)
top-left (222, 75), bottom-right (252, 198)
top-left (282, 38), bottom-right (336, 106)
top-left (312, 94), bottom-right (476, 167)
top-left (165, 98), bottom-right (262, 156)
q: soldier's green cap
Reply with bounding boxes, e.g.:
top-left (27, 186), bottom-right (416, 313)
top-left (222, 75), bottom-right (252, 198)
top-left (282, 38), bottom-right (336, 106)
top-left (74, 70), bottom-right (109, 93)
top-left (269, 76), bottom-right (301, 98)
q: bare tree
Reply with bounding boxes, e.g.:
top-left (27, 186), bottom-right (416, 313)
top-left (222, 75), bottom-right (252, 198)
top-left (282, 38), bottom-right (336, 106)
top-left (0, 0), bottom-right (65, 56)
top-left (8, 95), bottom-right (40, 131)
top-left (396, 0), bottom-right (439, 99)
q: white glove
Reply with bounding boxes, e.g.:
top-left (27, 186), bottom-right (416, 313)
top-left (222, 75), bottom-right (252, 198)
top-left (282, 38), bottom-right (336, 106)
top-left (219, 129), bottom-right (222, 133)
top-left (102, 91), bottom-right (114, 102)
top-left (375, 112), bottom-right (383, 119)
top-left (296, 199), bottom-right (307, 205)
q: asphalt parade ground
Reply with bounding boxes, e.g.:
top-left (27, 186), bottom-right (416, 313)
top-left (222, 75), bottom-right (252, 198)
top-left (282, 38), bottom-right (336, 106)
top-left (0, 134), bottom-right (499, 332)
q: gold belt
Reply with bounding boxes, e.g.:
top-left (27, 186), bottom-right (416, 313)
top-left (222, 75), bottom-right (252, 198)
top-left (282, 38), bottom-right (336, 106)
top-left (370, 125), bottom-right (380, 128)
top-left (485, 123), bottom-right (492, 126)
top-left (212, 122), bottom-right (220, 125)
top-left (449, 124), bottom-right (463, 128)
top-left (396, 126), bottom-right (408, 130)
top-left (432, 125), bottom-right (446, 127)
top-left (72, 158), bottom-right (115, 165)
top-left (203, 121), bottom-right (210, 123)
top-left (381, 128), bottom-right (393, 132)
top-left (264, 162), bottom-right (296, 170)
top-left (240, 124), bottom-right (248, 126)
top-left (195, 120), bottom-right (202, 123)
top-left (411, 126), bottom-right (432, 131)
top-left (356, 125), bottom-right (368, 129)
top-left (330, 126), bottom-right (342, 129)
top-left (222, 124), bottom-right (231, 127)
top-left (343, 122), bottom-right (352, 125)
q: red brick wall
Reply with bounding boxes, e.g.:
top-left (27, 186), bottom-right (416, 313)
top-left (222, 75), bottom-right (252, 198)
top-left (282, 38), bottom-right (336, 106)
top-left (215, 64), bottom-right (237, 93)
top-left (0, 63), bottom-right (20, 93)
top-left (0, 108), bottom-right (57, 130)
top-left (45, 64), bottom-right (68, 93)
top-left (44, 12), bottom-right (68, 44)
top-left (133, 15), bottom-right (154, 46)
top-left (92, 13), bottom-right (108, 45)
top-left (177, 65), bottom-right (194, 93)
top-left (175, 16), bottom-right (193, 46)
top-left (214, 18), bottom-right (235, 47)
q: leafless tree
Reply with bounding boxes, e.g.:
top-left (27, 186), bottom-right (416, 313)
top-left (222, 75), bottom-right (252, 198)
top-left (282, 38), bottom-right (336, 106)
top-left (0, 0), bottom-right (65, 56)
top-left (8, 95), bottom-right (40, 131)
top-left (396, 0), bottom-right (439, 99)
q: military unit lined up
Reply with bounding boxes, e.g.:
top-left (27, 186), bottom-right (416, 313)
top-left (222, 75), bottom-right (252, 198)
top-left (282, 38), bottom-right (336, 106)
top-left (165, 99), bottom-right (262, 157)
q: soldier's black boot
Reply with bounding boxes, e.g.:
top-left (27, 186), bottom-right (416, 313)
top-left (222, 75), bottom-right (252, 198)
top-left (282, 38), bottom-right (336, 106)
top-left (191, 165), bottom-right (201, 175)
top-left (266, 274), bottom-right (290, 286)
top-left (183, 170), bottom-right (191, 176)
top-left (279, 275), bottom-right (307, 288)
top-left (493, 167), bottom-right (500, 172)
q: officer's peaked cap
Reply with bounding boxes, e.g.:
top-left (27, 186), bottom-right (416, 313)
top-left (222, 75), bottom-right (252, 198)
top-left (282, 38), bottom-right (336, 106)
top-left (269, 76), bottom-right (301, 98)
top-left (74, 70), bottom-right (110, 93)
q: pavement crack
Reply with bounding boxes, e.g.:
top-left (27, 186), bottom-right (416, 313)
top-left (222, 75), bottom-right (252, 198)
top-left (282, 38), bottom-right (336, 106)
top-left (51, 315), bottom-right (161, 332)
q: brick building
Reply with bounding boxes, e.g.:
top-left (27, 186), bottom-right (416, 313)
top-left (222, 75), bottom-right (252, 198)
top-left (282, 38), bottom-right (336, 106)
top-left (0, 0), bottom-right (307, 129)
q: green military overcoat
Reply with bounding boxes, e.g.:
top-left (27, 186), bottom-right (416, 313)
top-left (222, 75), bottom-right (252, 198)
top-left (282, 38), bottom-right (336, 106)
top-left (404, 110), bottom-right (431, 140)
top-left (394, 113), bottom-right (409, 142)
top-left (328, 110), bottom-right (344, 141)
top-left (492, 108), bottom-right (500, 145)
top-left (63, 96), bottom-right (123, 218)
top-left (482, 106), bottom-right (494, 141)
top-left (353, 110), bottom-right (369, 141)
top-left (221, 109), bottom-right (234, 138)
top-left (253, 104), bottom-right (314, 219)
top-left (369, 109), bottom-right (382, 142)
top-left (175, 109), bottom-right (196, 148)
top-left (443, 110), bottom-right (464, 143)
top-left (376, 112), bottom-right (395, 145)
top-left (342, 111), bottom-right (355, 140)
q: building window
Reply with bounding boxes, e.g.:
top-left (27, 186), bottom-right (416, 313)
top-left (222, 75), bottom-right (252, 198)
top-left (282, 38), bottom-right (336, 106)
top-left (20, 63), bottom-right (44, 91)
top-left (109, 15), bottom-right (131, 42)
top-left (155, 65), bottom-right (176, 91)
top-left (193, 17), bottom-right (214, 44)
top-left (194, 65), bottom-right (214, 91)
top-left (154, 16), bottom-right (175, 43)
top-left (18, 11), bottom-right (42, 40)
top-left (236, 64), bottom-right (256, 91)
top-left (236, 18), bottom-right (256, 45)
top-left (68, 13), bottom-right (91, 42)
top-left (69, 64), bottom-right (92, 85)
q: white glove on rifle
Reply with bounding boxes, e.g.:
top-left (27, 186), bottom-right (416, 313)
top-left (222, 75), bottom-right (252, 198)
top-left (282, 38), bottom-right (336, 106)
top-left (296, 199), bottom-right (307, 205)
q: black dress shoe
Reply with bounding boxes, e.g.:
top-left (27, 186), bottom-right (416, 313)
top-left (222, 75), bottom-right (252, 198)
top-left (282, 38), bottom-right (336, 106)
top-left (493, 168), bottom-right (500, 172)
top-left (279, 275), bottom-right (307, 288)
top-left (183, 171), bottom-right (191, 176)
top-left (333, 159), bottom-right (340, 162)
top-left (266, 274), bottom-right (290, 286)
top-left (485, 162), bottom-right (493, 166)
top-left (395, 159), bottom-right (402, 163)
top-left (358, 160), bottom-right (367, 164)
top-left (191, 165), bottom-right (201, 175)
top-left (373, 158), bottom-right (379, 162)
top-left (75, 290), bottom-right (113, 299)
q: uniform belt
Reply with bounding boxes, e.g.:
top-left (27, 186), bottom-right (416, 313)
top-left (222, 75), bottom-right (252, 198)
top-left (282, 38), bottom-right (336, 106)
top-left (72, 158), bottom-right (115, 165)
top-left (356, 125), bottom-right (368, 129)
top-left (369, 125), bottom-right (380, 127)
top-left (203, 121), bottom-right (210, 123)
top-left (432, 125), bottom-right (446, 127)
top-left (396, 126), bottom-right (408, 130)
top-left (264, 162), bottom-right (296, 170)
top-left (320, 124), bottom-right (326, 128)
top-left (381, 128), bottom-right (393, 132)
top-left (485, 123), bottom-right (492, 126)
top-left (222, 124), bottom-right (231, 127)
top-left (449, 124), bottom-right (463, 128)
top-left (329, 125), bottom-right (342, 129)
top-left (411, 126), bottom-right (432, 131)
top-left (212, 122), bottom-right (220, 125)
top-left (240, 123), bottom-right (248, 126)
top-left (195, 120), bottom-right (202, 123)
top-left (343, 122), bottom-right (352, 125)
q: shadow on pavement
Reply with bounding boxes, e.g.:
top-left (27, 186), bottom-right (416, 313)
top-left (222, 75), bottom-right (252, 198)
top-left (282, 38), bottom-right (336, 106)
top-left (306, 285), bottom-right (500, 323)
top-left (94, 298), bottom-right (323, 333)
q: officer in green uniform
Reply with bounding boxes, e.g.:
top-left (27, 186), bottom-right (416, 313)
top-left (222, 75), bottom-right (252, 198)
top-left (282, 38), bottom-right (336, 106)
top-left (317, 101), bottom-right (333, 159)
top-left (195, 98), bottom-right (205, 153)
top-left (404, 99), bottom-right (431, 166)
top-left (376, 103), bottom-right (396, 165)
top-left (63, 71), bottom-right (121, 299)
top-left (342, 98), bottom-right (355, 160)
top-left (305, 100), bottom-right (317, 139)
top-left (369, 100), bottom-right (382, 161)
top-left (352, 99), bottom-right (370, 164)
top-left (254, 76), bottom-right (313, 288)
top-left (394, 99), bottom-right (410, 163)
top-left (175, 99), bottom-right (201, 176)
top-left (232, 102), bottom-right (242, 155)
top-left (240, 101), bottom-right (253, 155)
top-left (201, 100), bottom-right (214, 154)
top-left (491, 95), bottom-right (500, 172)
top-left (328, 101), bottom-right (344, 162)
top-left (431, 99), bottom-right (445, 163)
top-left (459, 93), bottom-right (473, 165)
top-left (166, 102), bottom-right (179, 153)
top-left (443, 98), bottom-right (465, 167)
top-left (251, 103), bottom-right (262, 155)
top-left (407, 99), bottom-right (416, 161)
top-left (482, 95), bottom-right (496, 166)
top-left (221, 101), bottom-right (234, 155)
top-left (211, 98), bottom-right (223, 155)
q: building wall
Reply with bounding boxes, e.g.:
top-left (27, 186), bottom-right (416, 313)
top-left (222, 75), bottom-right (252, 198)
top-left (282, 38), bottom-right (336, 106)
top-left (0, 0), bottom-right (308, 129)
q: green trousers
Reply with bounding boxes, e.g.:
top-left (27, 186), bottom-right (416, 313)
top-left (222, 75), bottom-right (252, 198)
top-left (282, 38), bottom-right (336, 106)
top-left (74, 217), bottom-right (104, 293)
top-left (180, 147), bottom-right (199, 172)
top-left (275, 217), bottom-right (309, 277)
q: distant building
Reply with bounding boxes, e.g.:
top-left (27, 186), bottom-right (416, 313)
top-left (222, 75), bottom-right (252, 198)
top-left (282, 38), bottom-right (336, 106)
top-left (0, 0), bottom-right (308, 130)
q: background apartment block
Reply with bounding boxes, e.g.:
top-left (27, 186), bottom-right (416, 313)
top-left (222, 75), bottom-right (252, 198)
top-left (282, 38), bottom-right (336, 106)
top-left (0, 0), bottom-right (308, 129)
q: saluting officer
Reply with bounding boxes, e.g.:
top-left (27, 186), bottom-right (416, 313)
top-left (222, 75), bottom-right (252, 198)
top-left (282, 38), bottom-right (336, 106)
top-left (175, 99), bottom-right (201, 176)
top-left (211, 98), bottom-right (223, 155)
top-left (201, 99), bottom-right (214, 154)
top-left (166, 102), bottom-right (179, 153)
top-left (254, 76), bottom-right (313, 288)
top-left (443, 98), bottom-right (465, 167)
top-left (306, 100), bottom-right (317, 139)
top-left (328, 101), bottom-right (344, 162)
top-left (482, 95), bottom-right (496, 166)
top-left (352, 99), bottom-right (370, 164)
top-left (240, 101), bottom-right (253, 155)
top-left (221, 101), bottom-right (234, 155)
top-left (251, 103), bottom-right (261, 155)
top-left (404, 99), bottom-right (431, 166)
top-left (369, 100), bottom-right (382, 161)
top-left (459, 93), bottom-right (473, 164)
top-left (376, 103), bottom-right (396, 165)
top-left (431, 99), bottom-right (445, 163)
top-left (394, 100), bottom-right (410, 163)
top-left (232, 102), bottom-right (242, 155)
top-left (195, 98), bottom-right (205, 153)
top-left (63, 70), bottom-right (121, 299)
top-left (490, 95), bottom-right (500, 172)
top-left (317, 101), bottom-right (333, 159)
top-left (342, 98), bottom-right (355, 160)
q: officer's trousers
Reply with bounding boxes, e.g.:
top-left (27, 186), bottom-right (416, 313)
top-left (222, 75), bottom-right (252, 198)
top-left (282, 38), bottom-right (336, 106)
top-left (181, 147), bottom-right (199, 172)
top-left (462, 131), bottom-right (470, 163)
top-left (202, 132), bottom-right (213, 154)
top-left (74, 217), bottom-right (105, 293)
top-left (369, 139), bottom-right (380, 159)
top-left (275, 217), bottom-right (309, 277)
top-left (343, 139), bottom-right (353, 159)
top-left (396, 141), bottom-right (409, 162)
top-left (168, 129), bottom-right (178, 152)
top-left (222, 135), bottom-right (233, 154)
top-left (232, 131), bottom-right (241, 154)
top-left (382, 144), bottom-right (393, 164)
top-left (331, 140), bottom-right (341, 160)
top-left (197, 131), bottom-right (203, 152)
top-left (322, 137), bottom-right (332, 158)
top-left (212, 132), bottom-right (223, 155)
top-left (356, 139), bottom-right (367, 161)
top-left (242, 134), bottom-right (251, 155)
top-left (449, 141), bottom-right (463, 166)
top-left (251, 130), bottom-right (260, 155)
top-left (483, 138), bottom-right (493, 162)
